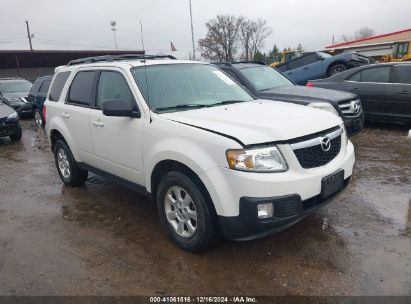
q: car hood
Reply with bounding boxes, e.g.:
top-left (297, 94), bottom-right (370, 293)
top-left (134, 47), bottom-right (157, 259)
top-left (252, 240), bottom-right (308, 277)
top-left (0, 103), bottom-right (17, 118)
top-left (259, 85), bottom-right (356, 104)
top-left (159, 99), bottom-right (342, 145)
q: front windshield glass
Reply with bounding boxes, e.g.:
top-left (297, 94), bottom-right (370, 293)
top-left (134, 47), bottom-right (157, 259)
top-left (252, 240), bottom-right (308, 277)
top-left (131, 63), bottom-right (253, 112)
top-left (240, 66), bottom-right (294, 91)
top-left (0, 81), bottom-right (32, 93)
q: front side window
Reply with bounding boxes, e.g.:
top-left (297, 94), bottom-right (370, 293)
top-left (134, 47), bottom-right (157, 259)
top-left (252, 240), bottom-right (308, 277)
top-left (397, 65), bottom-right (411, 84)
top-left (131, 64), bottom-right (253, 112)
top-left (347, 71), bottom-right (361, 82)
top-left (67, 71), bottom-right (96, 106)
top-left (96, 71), bottom-right (135, 109)
top-left (240, 66), bottom-right (293, 91)
top-left (0, 80), bottom-right (32, 94)
top-left (360, 66), bottom-right (390, 83)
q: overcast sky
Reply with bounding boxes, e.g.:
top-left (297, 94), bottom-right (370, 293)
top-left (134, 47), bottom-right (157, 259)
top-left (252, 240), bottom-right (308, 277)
top-left (0, 0), bottom-right (410, 59)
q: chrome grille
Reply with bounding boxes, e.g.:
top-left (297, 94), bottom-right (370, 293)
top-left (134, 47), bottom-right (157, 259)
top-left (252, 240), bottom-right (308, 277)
top-left (338, 99), bottom-right (361, 117)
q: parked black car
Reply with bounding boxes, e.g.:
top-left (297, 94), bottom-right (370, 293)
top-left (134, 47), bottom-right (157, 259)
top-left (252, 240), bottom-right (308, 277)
top-left (216, 61), bottom-right (364, 136)
top-left (276, 51), bottom-right (369, 85)
top-left (0, 77), bottom-right (33, 116)
top-left (0, 99), bottom-right (22, 141)
top-left (28, 75), bottom-right (52, 126)
top-left (307, 63), bottom-right (411, 124)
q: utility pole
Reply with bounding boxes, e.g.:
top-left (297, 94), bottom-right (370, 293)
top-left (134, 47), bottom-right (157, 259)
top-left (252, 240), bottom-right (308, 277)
top-left (25, 20), bottom-right (33, 51)
top-left (110, 21), bottom-right (118, 50)
top-left (189, 0), bottom-right (195, 60)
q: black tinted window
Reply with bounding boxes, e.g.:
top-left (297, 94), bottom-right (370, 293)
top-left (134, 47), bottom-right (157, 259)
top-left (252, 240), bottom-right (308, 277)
top-left (67, 71), bottom-right (96, 106)
top-left (30, 79), bottom-right (42, 94)
top-left (397, 65), bottom-right (411, 84)
top-left (360, 67), bottom-right (390, 83)
top-left (347, 71), bottom-right (361, 82)
top-left (96, 71), bottom-right (135, 109)
top-left (49, 72), bottom-right (71, 101)
top-left (39, 80), bottom-right (51, 93)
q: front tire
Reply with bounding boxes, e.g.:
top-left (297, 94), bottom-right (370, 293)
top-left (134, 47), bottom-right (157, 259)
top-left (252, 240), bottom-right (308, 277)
top-left (156, 171), bottom-right (220, 252)
top-left (53, 139), bottom-right (88, 186)
top-left (9, 127), bottom-right (22, 141)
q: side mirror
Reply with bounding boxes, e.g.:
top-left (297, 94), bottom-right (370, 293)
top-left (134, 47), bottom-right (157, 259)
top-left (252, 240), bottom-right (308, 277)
top-left (102, 100), bottom-right (140, 118)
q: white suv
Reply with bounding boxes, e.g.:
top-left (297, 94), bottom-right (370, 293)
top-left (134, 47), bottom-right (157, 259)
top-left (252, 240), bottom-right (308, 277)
top-left (45, 55), bottom-right (355, 251)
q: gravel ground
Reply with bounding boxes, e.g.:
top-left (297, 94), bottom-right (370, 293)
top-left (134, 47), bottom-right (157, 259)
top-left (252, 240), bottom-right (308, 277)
top-left (0, 119), bottom-right (410, 296)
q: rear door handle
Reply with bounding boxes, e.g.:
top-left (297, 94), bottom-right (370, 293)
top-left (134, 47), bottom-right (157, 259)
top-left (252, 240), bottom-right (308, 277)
top-left (399, 90), bottom-right (409, 95)
top-left (92, 120), bottom-right (104, 127)
top-left (351, 88), bottom-right (358, 91)
top-left (61, 112), bottom-right (70, 119)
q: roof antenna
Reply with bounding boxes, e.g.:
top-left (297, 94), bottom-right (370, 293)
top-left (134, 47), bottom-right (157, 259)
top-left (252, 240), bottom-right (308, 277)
top-left (139, 19), bottom-right (152, 122)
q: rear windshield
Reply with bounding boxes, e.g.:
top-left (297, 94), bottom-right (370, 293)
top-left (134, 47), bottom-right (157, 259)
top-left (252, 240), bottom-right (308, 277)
top-left (0, 80), bottom-right (32, 93)
top-left (240, 66), bottom-right (293, 91)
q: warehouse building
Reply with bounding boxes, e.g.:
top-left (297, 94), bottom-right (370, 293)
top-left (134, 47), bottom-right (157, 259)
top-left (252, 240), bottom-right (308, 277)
top-left (325, 28), bottom-right (411, 58)
top-left (0, 50), bottom-right (145, 81)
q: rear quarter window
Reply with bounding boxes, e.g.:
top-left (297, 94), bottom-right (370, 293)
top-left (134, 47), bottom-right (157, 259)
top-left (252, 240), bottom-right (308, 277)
top-left (49, 72), bottom-right (71, 101)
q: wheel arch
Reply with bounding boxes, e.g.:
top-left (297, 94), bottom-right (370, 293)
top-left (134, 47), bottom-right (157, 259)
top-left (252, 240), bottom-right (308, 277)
top-left (326, 61), bottom-right (347, 76)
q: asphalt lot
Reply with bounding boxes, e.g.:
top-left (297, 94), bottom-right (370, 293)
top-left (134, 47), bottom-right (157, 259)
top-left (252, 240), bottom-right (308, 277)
top-left (0, 119), bottom-right (410, 296)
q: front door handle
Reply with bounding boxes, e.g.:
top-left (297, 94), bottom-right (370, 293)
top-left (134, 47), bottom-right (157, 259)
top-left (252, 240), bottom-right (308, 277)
top-left (399, 90), bottom-right (409, 95)
top-left (92, 120), bottom-right (104, 127)
top-left (303, 67), bottom-right (309, 70)
top-left (351, 88), bottom-right (358, 91)
top-left (61, 112), bottom-right (70, 119)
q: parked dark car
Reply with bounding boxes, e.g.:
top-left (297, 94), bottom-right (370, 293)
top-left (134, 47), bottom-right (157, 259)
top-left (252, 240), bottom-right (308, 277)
top-left (0, 99), bottom-right (22, 141)
top-left (307, 63), bottom-right (411, 124)
top-left (276, 52), bottom-right (369, 85)
top-left (0, 77), bottom-right (33, 116)
top-left (28, 75), bottom-right (52, 126)
top-left (215, 61), bottom-right (364, 136)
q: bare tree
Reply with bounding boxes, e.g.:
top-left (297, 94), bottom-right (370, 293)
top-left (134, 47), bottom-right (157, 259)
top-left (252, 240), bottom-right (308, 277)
top-left (239, 19), bottom-right (256, 61)
top-left (249, 19), bottom-right (272, 59)
top-left (198, 15), bottom-right (244, 61)
top-left (355, 26), bottom-right (375, 39)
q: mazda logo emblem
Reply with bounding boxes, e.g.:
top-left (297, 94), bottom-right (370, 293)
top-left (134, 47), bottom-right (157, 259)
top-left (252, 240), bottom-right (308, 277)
top-left (320, 136), bottom-right (331, 152)
top-left (350, 100), bottom-right (360, 113)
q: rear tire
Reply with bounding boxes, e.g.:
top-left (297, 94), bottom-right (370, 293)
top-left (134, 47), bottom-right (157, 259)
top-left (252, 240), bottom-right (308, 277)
top-left (53, 139), bottom-right (88, 186)
top-left (34, 109), bottom-right (44, 127)
top-left (156, 171), bottom-right (220, 252)
top-left (328, 63), bottom-right (347, 76)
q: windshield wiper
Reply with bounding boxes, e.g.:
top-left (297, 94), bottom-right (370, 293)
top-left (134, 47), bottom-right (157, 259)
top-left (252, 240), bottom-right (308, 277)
top-left (209, 100), bottom-right (246, 107)
top-left (155, 104), bottom-right (209, 112)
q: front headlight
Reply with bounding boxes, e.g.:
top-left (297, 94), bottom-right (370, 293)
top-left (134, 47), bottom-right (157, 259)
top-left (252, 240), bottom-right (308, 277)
top-left (6, 112), bottom-right (18, 120)
top-left (307, 102), bottom-right (339, 117)
top-left (226, 146), bottom-right (288, 172)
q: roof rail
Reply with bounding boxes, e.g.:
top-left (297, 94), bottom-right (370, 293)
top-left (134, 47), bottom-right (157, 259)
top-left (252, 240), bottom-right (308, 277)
top-left (67, 54), bottom-right (177, 66)
top-left (212, 60), bottom-right (267, 66)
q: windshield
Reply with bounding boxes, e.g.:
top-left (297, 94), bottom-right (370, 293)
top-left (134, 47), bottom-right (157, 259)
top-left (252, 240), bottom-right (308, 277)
top-left (0, 80), bottom-right (32, 94)
top-left (240, 66), bottom-right (294, 91)
top-left (131, 63), bottom-right (253, 112)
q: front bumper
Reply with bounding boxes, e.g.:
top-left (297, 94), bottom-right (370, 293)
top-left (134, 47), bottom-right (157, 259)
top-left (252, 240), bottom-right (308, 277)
top-left (343, 111), bottom-right (364, 136)
top-left (219, 177), bottom-right (350, 240)
top-left (199, 140), bottom-right (355, 240)
top-left (0, 119), bottom-right (21, 137)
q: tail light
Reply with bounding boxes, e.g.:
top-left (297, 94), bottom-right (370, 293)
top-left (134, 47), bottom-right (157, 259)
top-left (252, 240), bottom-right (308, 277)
top-left (42, 105), bottom-right (46, 124)
top-left (306, 82), bottom-right (315, 87)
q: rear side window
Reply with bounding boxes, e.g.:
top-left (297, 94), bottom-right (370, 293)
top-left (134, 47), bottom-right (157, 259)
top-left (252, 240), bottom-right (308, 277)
top-left (397, 65), bottom-right (411, 84)
top-left (49, 72), bottom-right (71, 101)
top-left (360, 66), bottom-right (390, 83)
top-left (39, 80), bottom-right (51, 93)
top-left (67, 71), bottom-right (96, 106)
top-left (347, 71), bottom-right (361, 82)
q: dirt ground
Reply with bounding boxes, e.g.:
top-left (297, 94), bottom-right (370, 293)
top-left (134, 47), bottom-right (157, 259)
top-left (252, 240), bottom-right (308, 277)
top-left (0, 119), bottom-right (410, 296)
